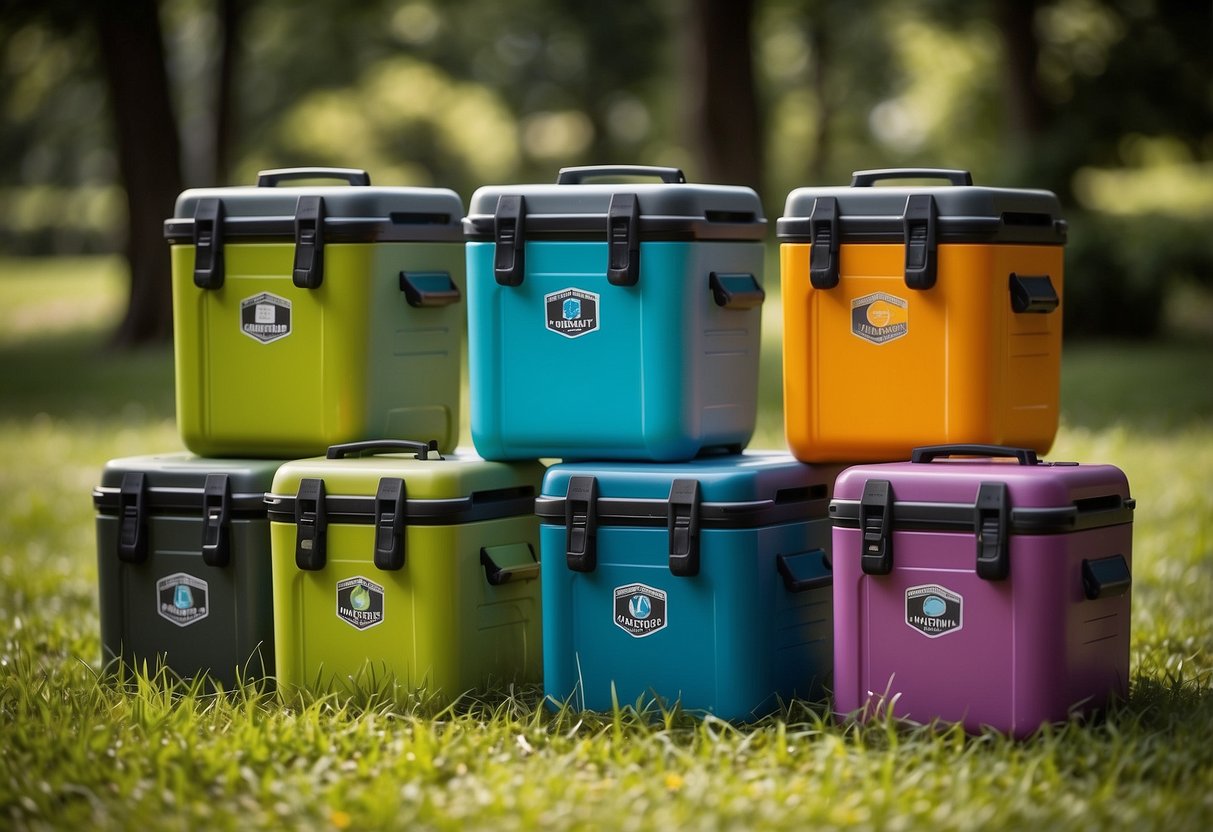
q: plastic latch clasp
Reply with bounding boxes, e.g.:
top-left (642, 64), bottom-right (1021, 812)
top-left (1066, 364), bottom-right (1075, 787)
top-left (903, 193), bottom-right (938, 290)
top-left (808, 196), bottom-right (840, 289)
top-left (373, 477), bottom-right (406, 571)
top-left (667, 479), bottom-right (701, 577)
top-left (975, 482), bottom-right (1010, 580)
top-left (193, 198), bottom-right (225, 289)
top-left (117, 472), bottom-right (148, 563)
top-left (564, 476), bottom-right (598, 573)
top-left (607, 192), bottom-right (640, 286)
top-left (292, 195), bottom-right (325, 289)
top-left (294, 478), bottom-right (328, 571)
top-left (859, 479), bottom-right (893, 575)
top-left (494, 194), bottom-right (526, 286)
top-left (201, 473), bottom-right (232, 568)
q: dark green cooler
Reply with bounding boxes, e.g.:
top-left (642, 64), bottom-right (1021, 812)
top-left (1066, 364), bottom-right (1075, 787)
top-left (93, 453), bottom-right (283, 687)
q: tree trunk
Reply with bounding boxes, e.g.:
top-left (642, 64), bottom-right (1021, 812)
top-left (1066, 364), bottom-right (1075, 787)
top-left (214, 0), bottom-right (245, 184)
top-left (95, 0), bottom-right (183, 347)
top-left (995, 0), bottom-right (1049, 183)
top-left (683, 0), bottom-right (763, 190)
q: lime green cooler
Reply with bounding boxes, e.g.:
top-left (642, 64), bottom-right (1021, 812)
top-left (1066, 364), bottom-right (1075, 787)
top-left (266, 441), bottom-right (544, 696)
top-left (164, 167), bottom-right (466, 458)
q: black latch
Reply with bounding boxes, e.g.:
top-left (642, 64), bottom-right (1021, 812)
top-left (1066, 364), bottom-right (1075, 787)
top-left (117, 472), bottom-right (148, 563)
top-left (607, 192), bottom-right (640, 286)
top-left (565, 476), bottom-right (598, 573)
top-left (201, 473), bottom-right (232, 568)
top-left (903, 194), bottom-right (937, 290)
top-left (292, 195), bottom-right (325, 289)
top-left (294, 477), bottom-right (328, 571)
top-left (859, 479), bottom-right (893, 575)
top-left (1008, 273), bottom-right (1060, 314)
top-left (975, 482), bottom-right (1009, 581)
top-left (373, 477), bottom-right (406, 571)
top-left (192, 198), bottom-right (225, 289)
top-left (667, 479), bottom-right (701, 577)
top-left (809, 196), bottom-right (840, 289)
top-left (399, 271), bottom-right (461, 308)
top-left (494, 194), bottom-right (526, 286)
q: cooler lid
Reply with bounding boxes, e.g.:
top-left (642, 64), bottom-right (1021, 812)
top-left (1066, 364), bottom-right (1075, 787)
top-left (164, 167), bottom-right (465, 244)
top-left (777, 168), bottom-right (1066, 245)
top-left (263, 441), bottom-right (541, 526)
top-left (463, 165), bottom-right (767, 243)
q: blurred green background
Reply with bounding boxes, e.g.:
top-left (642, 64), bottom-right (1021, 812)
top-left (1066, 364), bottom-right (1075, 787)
top-left (1, 0), bottom-right (1211, 346)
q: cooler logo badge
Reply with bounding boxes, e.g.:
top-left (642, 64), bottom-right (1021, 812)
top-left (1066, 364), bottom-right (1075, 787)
top-left (156, 573), bottom-right (209, 627)
top-left (613, 583), bottom-right (667, 638)
top-left (905, 584), bottom-right (962, 638)
top-left (240, 292), bottom-right (291, 344)
top-left (545, 288), bottom-right (599, 338)
top-left (336, 576), bottom-right (385, 630)
top-left (852, 292), bottom-right (908, 344)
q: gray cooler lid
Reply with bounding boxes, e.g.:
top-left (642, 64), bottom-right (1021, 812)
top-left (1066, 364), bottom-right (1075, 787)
top-left (777, 168), bottom-right (1066, 245)
top-left (463, 165), bottom-right (767, 242)
top-left (164, 167), bottom-right (465, 244)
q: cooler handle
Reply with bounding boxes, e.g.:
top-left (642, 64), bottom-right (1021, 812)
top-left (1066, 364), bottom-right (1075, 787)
top-left (1082, 555), bottom-right (1132, 600)
top-left (708, 272), bottom-right (765, 309)
top-left (851, 168), bottom-right (973, 187)
top-left (556, 165), bottom-right (687, 184)
top-left (1009, 273), bottom-right (1060, 313)
top-left (256, 167), bottom-right (371, 187)
top-left (911, 445), bottom-right (1039, 465)
top-left (777, 549), bottom-right (831, 593)
top-left (325, 440), bottom-right (443, 461)
top-left (481, 543), bottom-right (539, 586)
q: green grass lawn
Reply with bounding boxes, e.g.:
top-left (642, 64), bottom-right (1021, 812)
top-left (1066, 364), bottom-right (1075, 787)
top-left (1, 256), bottom-right (1211, 830)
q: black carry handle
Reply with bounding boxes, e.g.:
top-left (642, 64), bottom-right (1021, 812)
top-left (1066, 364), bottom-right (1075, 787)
top-left (777, 549), bottom-right (832, 593)
top-left (1082, 555), bottom-right (1132, 600)
top-left (911, 445), bottom-right (1039, 465)
top-left (1009, 273), bottom-right (1060, 314)
top-left (851, 168), bottom-right (973, 187)
top-left (256, 167), bottom-right (371, 187)
top-left (325, 439), bottom-right (443, 460)
top-left (708, 273), bottom-right (765, 309)
top-left (481, 543), bottom-right (540, 586)
top-left (556, 165), bottom-right (687, 185)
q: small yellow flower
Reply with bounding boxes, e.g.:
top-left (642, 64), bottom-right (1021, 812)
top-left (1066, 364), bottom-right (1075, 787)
top-left (664, 772), bottom-right (684, 792)
top-left (330, 809), bottom-right (352, 830)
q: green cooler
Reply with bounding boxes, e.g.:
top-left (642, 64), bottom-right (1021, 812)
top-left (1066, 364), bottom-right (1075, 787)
top-left (266, 440), bottom-right (544, 697)
top-left (93, 453), bottom-right (283, 687)
top-left (164, 167), bottom-right (466, 458)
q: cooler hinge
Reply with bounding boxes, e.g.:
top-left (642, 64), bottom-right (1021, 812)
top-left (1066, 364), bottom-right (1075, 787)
top-left (975, 482), bottom-right (1010, 581)
top-left (903, 193), bottom-right (938, 290)
top-left (117, 472), bottom-right (148, 564)
top-left (859, 479), bottom-right (893, 575)
top-left (667, 479), bottom-right (701, 577)
top-left (292, 195), bottom-right (326, 289)
top-left (373, 477), bottom-right (407, 571)
top-left (192, 198), bottom-right (225, 290)
top-left (565, 476), bottom-right (599, 573)
top-left (294, 477), bottom-right (328, 571)
top-left (201, 473), bottom-right (232, 568)
top-left (494, 194), bottom-right (526, 286)
top-left (808, 196), bottom-right (840, 289)
top-left (607, 192), bottom-right (640, 286)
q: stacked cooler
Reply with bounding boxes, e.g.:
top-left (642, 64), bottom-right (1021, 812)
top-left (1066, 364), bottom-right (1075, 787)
top-left (778, 169), bottom-right (1135, 736)
top-left (464, 165), bottom-right (838, 720)
top-left (94, 168), bottom-right (545, 696)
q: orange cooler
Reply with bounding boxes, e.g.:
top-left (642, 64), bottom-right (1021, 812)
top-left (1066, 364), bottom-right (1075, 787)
top-left (777, 169), bottom-right (1066, 463)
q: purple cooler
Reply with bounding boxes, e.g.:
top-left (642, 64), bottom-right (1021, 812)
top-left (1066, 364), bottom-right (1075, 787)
top-left (829, 444), bottom-right (1135, 737)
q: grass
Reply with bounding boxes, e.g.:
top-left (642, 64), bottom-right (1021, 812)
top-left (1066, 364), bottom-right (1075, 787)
top-left (1, 255), bottom-right (1212, 830)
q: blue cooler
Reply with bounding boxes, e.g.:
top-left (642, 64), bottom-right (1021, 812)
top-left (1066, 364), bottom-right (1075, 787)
top-left (535, 452), bottom-right (837, 720)
top-left (464, 165), bottom-right (767, 462)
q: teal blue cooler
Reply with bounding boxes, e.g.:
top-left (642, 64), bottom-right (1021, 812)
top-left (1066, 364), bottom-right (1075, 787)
top-left (535, 452), bottom-right (837, 720)
top-left (464, 165), bottom-right (767, 462)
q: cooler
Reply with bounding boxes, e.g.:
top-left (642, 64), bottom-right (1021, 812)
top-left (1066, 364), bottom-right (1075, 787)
top-left (164, 167), bottom-right (466, 458)
top-left (535, 452), bottom-right (838, 720)
top-left (778, 168), bottom-right (1067, 462)
top-left (829, 444), bottom-right (1135, 736)
top-left (266, 440), bottom-right (544, 697)
top-left (464, 165), bottom-right (767, 461)
top-left (93, 453), bottom-right (283, 687)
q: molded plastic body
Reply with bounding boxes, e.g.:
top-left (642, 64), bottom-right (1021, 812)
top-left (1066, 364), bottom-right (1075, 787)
top-left (467, 240), bottom-right (763, 461)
